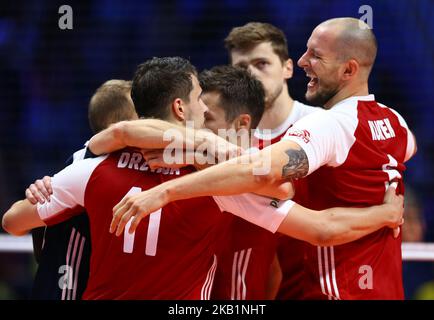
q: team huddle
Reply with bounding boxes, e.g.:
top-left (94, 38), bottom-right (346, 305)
top-left (2, 18), bottom-right (415, 300)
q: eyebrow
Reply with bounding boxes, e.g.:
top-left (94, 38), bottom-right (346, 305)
top-left (235, 56), bottom-right (269, 65)
top-left (251, 57), bottom-right (269, 62)
top-left (234, 61), bottom-right (248, 67)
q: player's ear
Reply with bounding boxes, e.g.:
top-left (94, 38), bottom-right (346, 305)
top-left (171, 98), bottom-right (186, 121)
top-left (283, 58), bottom-right (293, 80)
top-left (342, 59), bottom-right (359, 81)
top-left (235, 114), bottom-right (251, 131)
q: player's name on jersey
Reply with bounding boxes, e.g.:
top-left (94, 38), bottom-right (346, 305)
top-left (117, 151), bottom-right (180, 175)
top-left (368, 117), bottom-right (396, 141)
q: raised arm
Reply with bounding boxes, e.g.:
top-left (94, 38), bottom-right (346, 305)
top-left (88, 119), bottom-right (241, 160)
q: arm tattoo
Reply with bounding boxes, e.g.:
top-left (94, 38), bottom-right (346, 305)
top-left (282, 148), bottom-right (309, 179)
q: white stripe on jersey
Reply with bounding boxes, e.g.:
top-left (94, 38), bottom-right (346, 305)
top-left (67, 231), bottom-right (81, 300)
top-left (236, 250), bottom-right (245, 300)
top-left (317, 246), bottom-right (340, 300)
top-left (323, 247), bottom-right (333, 300)
top-left (230, 248), bottom-right (253, 300)
top-left (231, 251), bottom-right (239, 300)
top-left (72, 236), bottom-right (86, 300)
top-left (330, 246), bottom-right (341, 300)
top-left (62, 228), bottom-right (76, 300)
top-left (201, 255), bottom-right (217, 300)
top-left (317, 246), bottom-right (327, 298)
top-left (240, 248), bottom-right (252, 300)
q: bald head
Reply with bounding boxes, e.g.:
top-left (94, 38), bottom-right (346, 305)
top-left (317, 18), bottom-right (377, 76)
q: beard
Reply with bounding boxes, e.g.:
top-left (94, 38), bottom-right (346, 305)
top-left (264, 83), bottom-right (283, 109)
top-left (305, 81), bottom-right (339, 109)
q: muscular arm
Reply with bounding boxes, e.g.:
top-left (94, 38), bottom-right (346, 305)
top-left (2, 200), bottom-right (46, 236)
top-left (142, 148), bottom-right (294, 200)
top-left (88, 119), bottom-right (193, 154)
top-left (278, 195), bottom-right (403, 246)
top-left (109, 139), bottom-right (303, 235)
top-left (111, 174), bottom-right (403, 245)
top-left (88, 119), bottom-right (241, 160)
top-left (163, 139), bottom-right (302, 200)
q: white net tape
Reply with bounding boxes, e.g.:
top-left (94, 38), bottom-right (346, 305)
top-left (1, 234), bottom-right (434, 261)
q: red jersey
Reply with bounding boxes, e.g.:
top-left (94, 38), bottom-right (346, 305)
top-left (38, 149), bottom-right (221, 300)
top-left (256, 101), bottom-right (319, 300)
top-left (211, 101), bottom-right (318, 300)
top-left (211, 211), bottom-right (276, 300)
top-left (283, 95), bottom-right (415, 299)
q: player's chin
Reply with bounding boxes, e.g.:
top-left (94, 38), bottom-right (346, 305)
top-left (305, 90), bottom-right (317, 103)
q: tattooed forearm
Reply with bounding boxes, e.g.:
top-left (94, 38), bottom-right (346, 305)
top-left (282, 148), bottom-right (309, 179)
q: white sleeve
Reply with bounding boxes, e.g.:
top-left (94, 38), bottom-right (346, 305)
top-left (213, 193), bottom-right (295, 233)
top-left (37, 155), bottom-right (107, 222)
top-left (388, 108), bottom-right (416, 162)
top-left (281, 110), bottom-right (356, 175)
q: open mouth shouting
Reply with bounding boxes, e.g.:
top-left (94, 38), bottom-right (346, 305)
top-left (306, 73), bottom-right (318, 90)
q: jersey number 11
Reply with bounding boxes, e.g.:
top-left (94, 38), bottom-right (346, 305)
top-left (122, 187), bottom-right (161, 256)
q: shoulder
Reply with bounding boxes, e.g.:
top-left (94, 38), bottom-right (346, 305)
top-left (293, 100), bottom-right (323, 114)
top-left (54, 154), bottom-right (109, 185)
top-left (291, 106), bottom-right (337, 129)
top-left (376, 102), bottom-right (410, 129)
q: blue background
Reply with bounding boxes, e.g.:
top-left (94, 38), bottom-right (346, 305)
top-left (0, 0), bottom-right (433, 299)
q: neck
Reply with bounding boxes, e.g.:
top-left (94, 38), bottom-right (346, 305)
top-left (257, 85), bottom-right (294, 131)
top-left (325, 82), bottom-right (370, 109)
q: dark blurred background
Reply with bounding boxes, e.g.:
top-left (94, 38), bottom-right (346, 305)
top-left (0, 0), bottom-right (433, 299)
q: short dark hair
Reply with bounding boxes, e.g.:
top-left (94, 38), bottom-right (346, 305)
top-left (131, 57), bottom-right (197, 119)
top-left (88, 80), bottom-right (136, 133)
top-left (224, 22), bottom-right (289, 63)
top-left (199, 65), bottom-right (265, 129)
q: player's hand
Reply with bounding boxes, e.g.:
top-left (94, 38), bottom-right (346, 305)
top-left (25, 176), bottom-right (53, 204)
top-left (110, 185), bottom-right (168, 236)
top-left (382, 183), bottom-right (404, 238)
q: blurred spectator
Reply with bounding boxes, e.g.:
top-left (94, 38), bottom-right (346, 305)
top-left (402, 186), bottom-right (434, 300)
top-left (402, 187), bottom-right (426, 243)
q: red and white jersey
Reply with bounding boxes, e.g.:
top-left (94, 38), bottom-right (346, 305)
top-left (283, 94), bottom-right (415, 300)
top-left (255, 100), bottom-right (319, 300)
top-left (211, 211), bottom-right (277, 300)
top-left (37, 149), bottom-right (221, 300)
top-left (254, 100), bottom-right (319, 148)
top-left (212, 101), bottom-right (319, 300)
top-left (212, 148), bottom-right (278, 300)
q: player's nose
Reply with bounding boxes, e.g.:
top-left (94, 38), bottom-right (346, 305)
top-left (298, 52), bottom-right (309, 68)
